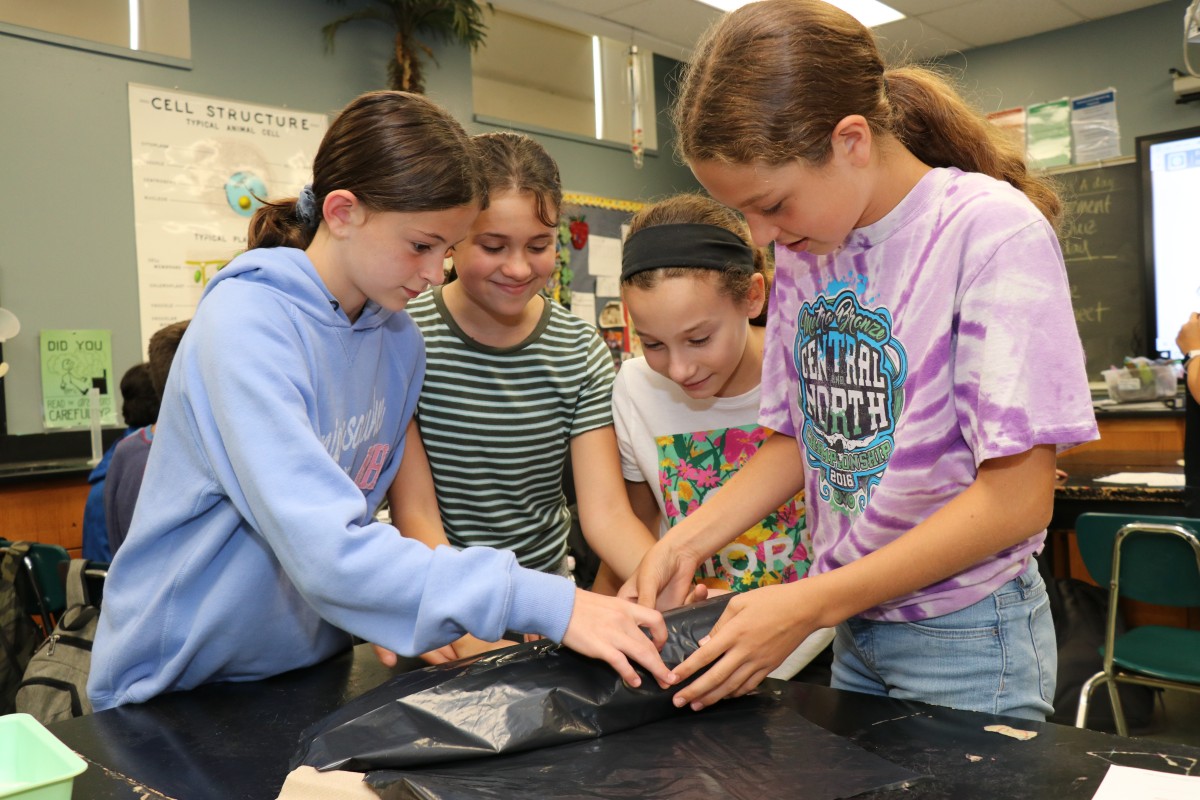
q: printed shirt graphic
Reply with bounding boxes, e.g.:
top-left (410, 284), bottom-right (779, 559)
top-left (760, 168), bottom-right (1099, 622)
top-left (657, 425), bottom-right (809, 591)
top-left (796, 290), bottom-right (906, 516)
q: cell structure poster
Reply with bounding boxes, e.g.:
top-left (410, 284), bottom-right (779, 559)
top-left (40, 329), bottom-right (116, 429)
top-left (127, 84), bottom-right (327, 355)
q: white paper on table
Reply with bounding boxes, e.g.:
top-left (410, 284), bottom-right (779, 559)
top-left (1091, 764), bottom-right (1200, 799)
top-left (596, 275), bottom-right (621, 297)
top-left (588, 235), bottom-right (623, 277)
top-left (570, 292), bottom-right (597, 326)
top-left (1094, 472), bottom-right (1186, 487)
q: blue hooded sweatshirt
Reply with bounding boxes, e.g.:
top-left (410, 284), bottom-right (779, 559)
top-left (88, 248), bottom-right (575, 710)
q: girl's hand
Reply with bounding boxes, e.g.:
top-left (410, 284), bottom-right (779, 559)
top-left (562, 588), bottom-right (675, 689)
top-left (669, 582), bottom-right (814, 711)
top-left (619, 536), bottom-right (703, 612)
top-left (374, 642), bottom-right (458, 666)
top-left (449, 634), bottom-right (514, 660)
top-left (371, 643), bottom-right (402, 667)
top-left (418, 644), bottom-right (461, 665)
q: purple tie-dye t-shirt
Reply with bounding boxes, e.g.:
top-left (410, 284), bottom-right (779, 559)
top-left (760, 167), bottom-right (1098, 622)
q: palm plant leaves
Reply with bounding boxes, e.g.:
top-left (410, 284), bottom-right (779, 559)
top-left (324, 0), bottom-right (490, 93)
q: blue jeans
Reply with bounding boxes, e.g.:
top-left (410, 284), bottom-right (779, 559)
top-left (831, 560), bottom-right (1056, 721)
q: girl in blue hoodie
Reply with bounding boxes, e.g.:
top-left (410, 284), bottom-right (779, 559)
top-left (88, 91), bottom-right (673, 710)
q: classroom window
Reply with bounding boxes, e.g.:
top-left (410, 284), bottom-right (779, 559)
top-left (471, 8), bottom-right (657, 153)
top-left (0, 0), bottom-right (191, 61)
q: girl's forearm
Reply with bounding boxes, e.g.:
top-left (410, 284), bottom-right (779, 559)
top-left (802, 444), bottom-right (1057, 629)
top-left (580, 513), bottom-right (658, 582)
top-left (572, 426), bottom-right (659, 581)
top-left (388, 419), bottom-right (450, 549)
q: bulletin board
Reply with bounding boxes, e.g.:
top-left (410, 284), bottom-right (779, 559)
top-left (555, 193), bottom-right (644, 366)
top-left (1050, 158), bottom-right (1147, 381)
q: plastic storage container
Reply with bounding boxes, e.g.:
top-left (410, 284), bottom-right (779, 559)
top-left (0, 714), bottom-right (87, 800)
top-left (1101, 363), bottom-right (1178, 403)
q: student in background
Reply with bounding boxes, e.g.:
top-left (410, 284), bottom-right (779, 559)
top-left (611, 193), bottom-right (834, 679)
top-left (81, 362), bottom-right (158, 561)
top-left (88, 92), bottom-right (672, 711)
top-left (1178, 312), bottom-right (1200, 514)
top-left (387, 131), bottom-right (659, 663)
top-left (104, 319), bottom-right (190, 557)
top-left (626, 0), bottom-right (1097, 720)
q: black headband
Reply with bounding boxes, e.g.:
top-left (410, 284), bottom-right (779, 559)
top-left (621, 223), bottom-right (755, 281)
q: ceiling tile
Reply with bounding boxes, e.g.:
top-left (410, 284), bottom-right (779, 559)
top-left (885, 0), bottom-right (975, 14)
top-left (603, 0), bottom-right (724, 50)
top-left (873, 17), bottom-right (971, 62)
top-left (918, 0), bottom-right (1083, 47)
top-left (537, 0), bottom-right (645, 13)
top-left (491, 0), bottom-right (1176, 61)
top-left (1055, 0), bottom-right (1172, 21)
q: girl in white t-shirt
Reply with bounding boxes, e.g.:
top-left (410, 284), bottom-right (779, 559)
top-left (611, 194), bottom-right (833, 678)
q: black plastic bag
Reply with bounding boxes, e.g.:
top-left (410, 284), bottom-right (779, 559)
top-left (367, 692), bottom-right (922, 800)
top-left (292, 595), bottom-right (731, 772)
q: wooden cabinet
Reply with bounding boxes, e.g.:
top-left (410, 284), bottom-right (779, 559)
top-left (1054, 410), bottom-right (1193, 629)
top-left (1069, 413), bottom-right (1186, 458)
top-left (0, 471), bottom-right (89, 557)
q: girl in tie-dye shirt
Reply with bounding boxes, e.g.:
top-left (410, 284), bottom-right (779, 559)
top-left (625, 0), bottom-right (1098, 721)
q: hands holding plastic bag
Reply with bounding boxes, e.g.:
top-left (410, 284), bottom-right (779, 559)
top-left (372, 587), bottom-right (675, 685)
top-left (295, 595), bottom-right (732, 772)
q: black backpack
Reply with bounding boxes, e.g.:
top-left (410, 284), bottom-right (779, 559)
top-left (1044, 571), bottom-right (1157, 730)
top-left (1, 541), bottom-right (40, 714)
top-left (16, 559), bottom-right (101, 724)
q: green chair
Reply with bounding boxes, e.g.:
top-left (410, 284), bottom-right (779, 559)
top-left (25, 543), bottom-right (70, 628)
top-left (0, 541), bottom-right (70, 639)
top-left (1073, 513), bottom-right (1200, 736)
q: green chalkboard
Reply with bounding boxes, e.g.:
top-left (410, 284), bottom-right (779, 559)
top-left (1053, 159), bottom-right (1147, 381)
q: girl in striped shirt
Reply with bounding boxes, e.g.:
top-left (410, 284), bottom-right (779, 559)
top-left (388, 132), bottom-right (659, 663)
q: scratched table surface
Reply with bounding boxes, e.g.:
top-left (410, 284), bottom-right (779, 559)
top-left (49, 644), bottom-right (1200, 799)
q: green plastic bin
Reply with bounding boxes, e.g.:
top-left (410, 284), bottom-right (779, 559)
top-left (0, 714), bottom-right (87, 800)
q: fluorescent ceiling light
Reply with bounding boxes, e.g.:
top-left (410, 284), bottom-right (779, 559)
top-left (129, 0), bottom-right (140, 50)
top-left (593, 36), bottom-right (604, 140)
top-left (697, 0), bottom-right (904, 27)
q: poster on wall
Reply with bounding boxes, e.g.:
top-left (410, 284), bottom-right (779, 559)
top-left (985, 106), bottom-right (1026, 153)
top-left (1070, 88), bottom-right (1121, 163)
top-left (127, 84), bottom-right (328, 356)
top-left (1026, 98), bottom-right (1072, 169)
top-left (39, 329), bottom-right (116, 429)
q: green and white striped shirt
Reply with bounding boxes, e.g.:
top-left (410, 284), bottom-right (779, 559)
top-left (407, 287), bottom-right (615, 571)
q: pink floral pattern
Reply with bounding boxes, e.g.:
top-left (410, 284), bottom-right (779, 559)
top-left (657, 425), bottom-right (810, 592)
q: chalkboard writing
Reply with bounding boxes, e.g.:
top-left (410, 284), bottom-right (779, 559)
top-left (1054, 160), bottom-right (1145, 381)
